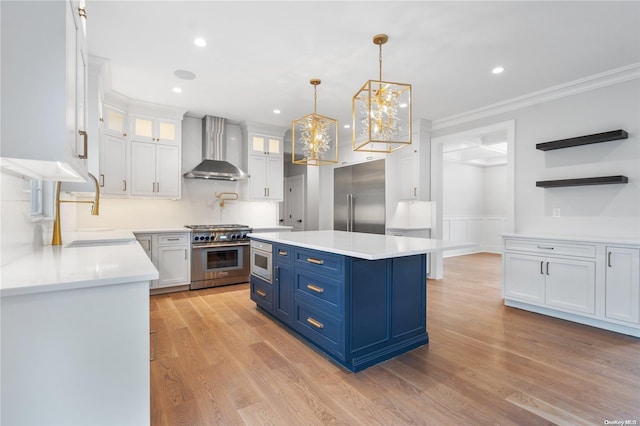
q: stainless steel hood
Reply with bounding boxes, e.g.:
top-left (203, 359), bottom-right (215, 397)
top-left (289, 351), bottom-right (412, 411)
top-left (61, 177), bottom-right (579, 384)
top-left (183, 116), bottom-right (249, 181)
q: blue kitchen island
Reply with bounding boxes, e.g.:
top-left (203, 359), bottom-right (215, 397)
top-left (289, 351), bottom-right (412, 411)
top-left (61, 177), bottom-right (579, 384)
top-left (249, 230), bottom-right (472, 372)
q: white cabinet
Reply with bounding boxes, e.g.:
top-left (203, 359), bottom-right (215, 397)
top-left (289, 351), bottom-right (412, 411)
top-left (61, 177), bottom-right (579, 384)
top-left (605, 246), bottom-right (640, 324)
top-left (100, 100), bottom-right (185, 200)
top-left (102, 104), bottom-right (128, 137)
top-left (248, 155), bottom-right (284, 200)
top-left (131, 114), bottom-right (179, 144)
top-left (100, 134), bottom-right (128, 195)
top-left (131, 142), bottom-right (181, 198)
top-left (504, 241), bottom-right (596, 314)
top-left (241, 123), bottom-right (286, 202)
top-left (249, 133), bottom-right (283, 157)
top-left (0, 0), bottom-right (89, 182)
top-left (399, 152), bottom-right (419, 200)
top-left (503, 236), bottom-right (639, 337)
top-left (135, 232), bottom-right (190, 291)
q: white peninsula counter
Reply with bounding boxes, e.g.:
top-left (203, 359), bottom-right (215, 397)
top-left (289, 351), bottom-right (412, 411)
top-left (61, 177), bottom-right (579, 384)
top-left (1, 232), bottom-right (158, 426)
top-left (248, 230), bottom-right (473, 372)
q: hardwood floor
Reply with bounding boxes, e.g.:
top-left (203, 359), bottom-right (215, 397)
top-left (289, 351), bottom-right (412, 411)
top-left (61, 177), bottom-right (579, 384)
top-left (150, 253), bottom-right (640, 425)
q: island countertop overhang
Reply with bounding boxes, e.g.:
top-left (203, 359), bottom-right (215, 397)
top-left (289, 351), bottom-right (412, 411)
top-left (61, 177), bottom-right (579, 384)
top-left (248, 230), bottom-right (475, 260)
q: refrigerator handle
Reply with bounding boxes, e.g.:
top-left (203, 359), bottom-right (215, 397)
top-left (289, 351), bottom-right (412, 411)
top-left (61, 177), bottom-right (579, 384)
top-left (347, 193), bottom-right (354, 232)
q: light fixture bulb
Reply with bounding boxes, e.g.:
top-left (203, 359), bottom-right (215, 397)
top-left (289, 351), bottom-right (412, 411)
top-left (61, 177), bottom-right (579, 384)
top-left (194, 37), bottom-right (207, 47)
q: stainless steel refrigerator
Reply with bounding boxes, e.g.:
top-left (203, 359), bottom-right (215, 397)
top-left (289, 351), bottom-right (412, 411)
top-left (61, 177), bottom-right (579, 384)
top-left (334, 159), bottom-right (385, 234)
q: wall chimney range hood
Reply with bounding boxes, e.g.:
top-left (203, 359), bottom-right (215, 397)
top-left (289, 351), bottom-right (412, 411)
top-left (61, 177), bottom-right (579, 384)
top-left (183, 115), bottom-right (249, 181)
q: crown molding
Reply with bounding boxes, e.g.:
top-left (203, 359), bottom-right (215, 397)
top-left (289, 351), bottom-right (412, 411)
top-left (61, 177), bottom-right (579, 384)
top-left (432, 62), bottom-right (640, 131)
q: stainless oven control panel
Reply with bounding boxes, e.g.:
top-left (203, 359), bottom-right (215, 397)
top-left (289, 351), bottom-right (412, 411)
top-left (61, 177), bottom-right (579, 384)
top-left (192, 231), bottom-right (250, 244)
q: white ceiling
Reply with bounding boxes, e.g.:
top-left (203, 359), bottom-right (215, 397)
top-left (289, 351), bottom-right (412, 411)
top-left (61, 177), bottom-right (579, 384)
top-left (87, 1), bottom-right (640, 143)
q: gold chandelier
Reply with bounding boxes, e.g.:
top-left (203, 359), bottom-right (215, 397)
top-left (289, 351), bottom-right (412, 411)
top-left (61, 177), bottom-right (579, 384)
top-left (352, 34), bottom-right (412, 153)
top-left (292, 79), bottom-right (338, 166)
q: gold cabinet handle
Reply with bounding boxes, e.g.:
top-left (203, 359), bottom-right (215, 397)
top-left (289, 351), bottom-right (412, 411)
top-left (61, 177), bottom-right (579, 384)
top-left (78, 130), bottom-right (88, 159)
top-left (307, 284), bottom-right (324, 294)
top-left (278, 250), bottom-right (288, 256)
top-left (256, 290), bottom-right (267, 297)
top-left (306, 317), bottom-right (324, 329)
top-left (307, 257), bottom-right (324, 265)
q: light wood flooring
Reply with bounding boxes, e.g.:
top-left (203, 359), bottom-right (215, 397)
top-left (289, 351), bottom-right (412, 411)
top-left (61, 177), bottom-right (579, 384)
top-left (150, 253), bottom-right (640, 425)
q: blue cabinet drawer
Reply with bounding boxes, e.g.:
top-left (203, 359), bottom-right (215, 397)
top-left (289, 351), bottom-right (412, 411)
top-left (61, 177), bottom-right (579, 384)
top-left (250, 276), bottom-right (273, 312)
top-left (295, 248), bottom-right (344, 278)
top-left (275, 244), bottom-right (293, 265)
top-left (294, 300), bottom-right (344, 358)
top-left (295, 270), bottom-right (342, 314)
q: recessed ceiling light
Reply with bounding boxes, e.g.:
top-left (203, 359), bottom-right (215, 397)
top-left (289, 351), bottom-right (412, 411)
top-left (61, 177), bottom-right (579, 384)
top-left (273, 109), bottom-right (281, 114)
top-left (343, 124), bottom-right (351, 129)
top-left (399, 103), bottom-right (408, 108)
top-left (174, 69), bottom-right (196, 80)
top-left (194, 37), bottom-right (207, 47)
top-left (172, 87), bottom-right (182, 93)
top-left (492, 66), bottom-right (504, 74)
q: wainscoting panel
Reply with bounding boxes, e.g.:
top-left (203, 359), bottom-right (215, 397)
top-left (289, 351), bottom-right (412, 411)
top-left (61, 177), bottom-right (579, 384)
top-left (442, 216), bottom-right (506, 257)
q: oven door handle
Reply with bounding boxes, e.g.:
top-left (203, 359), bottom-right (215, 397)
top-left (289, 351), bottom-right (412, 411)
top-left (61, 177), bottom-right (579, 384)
top-left (192, 242), bottom-right (250, 249)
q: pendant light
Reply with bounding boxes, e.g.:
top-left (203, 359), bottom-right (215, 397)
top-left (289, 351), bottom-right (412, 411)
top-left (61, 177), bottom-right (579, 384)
top-left (352, 34), bottom-right (412, 153)
top-left (292, 79), bottom-right (338, 166)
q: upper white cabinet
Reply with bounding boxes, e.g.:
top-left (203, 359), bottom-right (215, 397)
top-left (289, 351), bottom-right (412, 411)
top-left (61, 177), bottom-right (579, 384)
top-left (249, 134), bottom-right (283, 158)
top-left (98, 98), bottom-right (185, 199)
top-left (130, 142), bottom-right (180, 199)
top-left (241, 122), bottom-right (286, 202)
top-left (102, 104), bottom-right (128, 137)
top-left (0, 0), bottom-right (89, 182)
top-left (605, 246), bottom-right (640, 324)
top-left (131, 115), bottom-right (179, 145)
top-left (503, 235), bottom-right (640, 337)
top-left (399, 152), bottom-right (419, 200)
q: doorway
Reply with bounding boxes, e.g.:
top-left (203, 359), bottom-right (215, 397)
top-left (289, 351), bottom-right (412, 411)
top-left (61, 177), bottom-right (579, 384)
top-left (430, 120), bottom-right (515, 279)
top-left (284, 174), bottom-right (305, 231)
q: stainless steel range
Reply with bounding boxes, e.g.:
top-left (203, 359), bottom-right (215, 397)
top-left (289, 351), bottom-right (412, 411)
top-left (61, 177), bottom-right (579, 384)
top-left (185, 224), bottom-right (252, 290)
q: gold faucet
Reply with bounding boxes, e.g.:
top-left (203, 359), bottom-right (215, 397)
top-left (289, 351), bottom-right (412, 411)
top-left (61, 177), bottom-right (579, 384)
top-left (52, 172), bottom-right (100, 245)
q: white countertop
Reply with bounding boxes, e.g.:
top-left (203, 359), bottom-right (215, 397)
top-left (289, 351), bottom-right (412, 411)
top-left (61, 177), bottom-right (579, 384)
top-left (386, 226), bottom-right (431, 231)
top-left (251, 226), bottom-right (294, 232)
top-left (249, 230), bottom-right (476, 260)
top-left (502, 233), bottom-right (640, 246)
top-left (1, 230), bottom-right (158, 298)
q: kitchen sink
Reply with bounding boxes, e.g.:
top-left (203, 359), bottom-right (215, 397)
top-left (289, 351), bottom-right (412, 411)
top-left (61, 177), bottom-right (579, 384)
top-left (64, 239), bottom-right (136, 248)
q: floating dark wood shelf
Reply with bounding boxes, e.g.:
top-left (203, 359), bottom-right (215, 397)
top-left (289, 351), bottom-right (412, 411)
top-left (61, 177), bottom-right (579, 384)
top-left (536, 129), bottom-right (628, 151)
top-left (536, 175), bottom-right (628, 188)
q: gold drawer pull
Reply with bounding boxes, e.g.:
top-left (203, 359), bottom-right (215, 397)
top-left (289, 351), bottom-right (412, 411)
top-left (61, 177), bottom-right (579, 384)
top-left (306, 317), bottom-right (324, 329)
top-left (256, 290), bottom-right (267, 297)
top-left (307, 284), bottom-right (324, 293)
top-left (307, 257), bottom-right (324, 265)
top-left (278, 250), bottom-right (288, 256)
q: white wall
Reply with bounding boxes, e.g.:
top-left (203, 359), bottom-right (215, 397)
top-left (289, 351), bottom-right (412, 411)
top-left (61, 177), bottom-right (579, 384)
top-left (75, 116), bottom-right (278, 230)
top-left (442, 162), bottom-right (507, 254)
top-left (433, 78), bottom-right (640, 241)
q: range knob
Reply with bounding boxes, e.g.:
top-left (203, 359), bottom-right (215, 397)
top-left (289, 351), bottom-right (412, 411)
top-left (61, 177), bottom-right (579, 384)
top-left (205, 235), bottom-right (210, 241)
top-left (231, 234), bottom-right (238, 240)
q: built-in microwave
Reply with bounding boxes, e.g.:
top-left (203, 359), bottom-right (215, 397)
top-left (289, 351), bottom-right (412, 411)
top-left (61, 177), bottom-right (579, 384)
top-left (250, 240), bottom-right (272, 283)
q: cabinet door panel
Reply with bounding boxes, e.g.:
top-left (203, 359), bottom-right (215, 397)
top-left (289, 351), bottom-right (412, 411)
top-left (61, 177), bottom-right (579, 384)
top-left (545, 259), bottom-right (595, 314)
top-left (392, 254), bottom-right (426, 338)
top-left (399, 154), bottom-right (418, 200)
top-left (155, 145), bottom-right (180, 198)
top-left (266, 156), bottom-right (283, 200)
top-left (248, 155), bottom-right (267, 199)
top-left (157, 245), bottom-right (189, 287)
top-left (605, 247), bottom-right (640, 324)
top-left (351, 258), bottom-right (388, 351)
top-left (101, 135), bottom-right (127, 195)
top-left (504, 253), bottom-right (545, 303)
top-left (130, 142), bottom-right (156, 196)
top-left (275, 262), bottom-right (294, 325)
